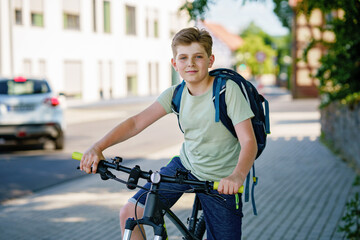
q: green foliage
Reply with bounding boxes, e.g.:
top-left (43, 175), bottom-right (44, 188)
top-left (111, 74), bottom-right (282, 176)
top-left (237, 34), bottom-right (277, 76)
top-left (180, 0), bottom-right (215, 20)
top-left (241, 22), bottom-right (273, 45)
top-left (297, 0), bottom-right (360, 107)
top-left (338, 176), bottom-right (360, 240)
top-left (272, 0), bottom-right (294, 29)
top-left (238, 22), bottom-right (290, 77)
top-left (180, 0), bottom-right (265, 21)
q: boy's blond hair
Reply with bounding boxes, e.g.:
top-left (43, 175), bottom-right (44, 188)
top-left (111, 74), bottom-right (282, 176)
top-left (171, 27), bottom-right (213, 58)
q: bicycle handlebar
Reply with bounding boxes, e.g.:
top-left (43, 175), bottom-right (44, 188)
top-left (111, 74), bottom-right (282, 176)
top-left (72, 152), bottom-right (244, 194)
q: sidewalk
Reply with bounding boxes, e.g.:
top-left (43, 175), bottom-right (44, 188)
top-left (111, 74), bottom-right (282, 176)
top-left (0, 87), bottom-right (357, 240)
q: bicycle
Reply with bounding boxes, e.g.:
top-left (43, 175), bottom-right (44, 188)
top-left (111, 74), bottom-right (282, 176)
top-left (72, 152), bottom-right (243, 240)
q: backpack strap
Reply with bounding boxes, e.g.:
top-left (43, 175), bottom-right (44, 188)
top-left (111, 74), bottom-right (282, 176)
top-left (251, 164), bottom-right (258, 215)
top-left (244, 163), bottom-right (258, 215)
top-left (264, 98), bottom-right (270, 134)
top-left (211, 70), bottom-right (260, 216)
top-left (212, 76), bottom-right (237, 138)
top-left (214, 77), bottom-right (222, 122)
top-left (171, 80), bottom-right (186, 133)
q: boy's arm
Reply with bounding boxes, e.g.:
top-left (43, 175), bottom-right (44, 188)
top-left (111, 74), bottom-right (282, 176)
top-left (217, 118), bottom-right (257, 195)
top-left (80, 101), bottom-right (167, 174)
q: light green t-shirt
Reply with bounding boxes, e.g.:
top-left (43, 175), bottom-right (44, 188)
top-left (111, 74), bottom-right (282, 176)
top-left (157, 80), bottom-right (254, 181)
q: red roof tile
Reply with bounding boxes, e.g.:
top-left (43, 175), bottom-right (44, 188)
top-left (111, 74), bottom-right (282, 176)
top-left (201, 20), bottom-right (243, 51)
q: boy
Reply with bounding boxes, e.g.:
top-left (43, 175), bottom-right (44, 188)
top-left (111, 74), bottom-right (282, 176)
top-left (80, 27), bottom-right (257, 239)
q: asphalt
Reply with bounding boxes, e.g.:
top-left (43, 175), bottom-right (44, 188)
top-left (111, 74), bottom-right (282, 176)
top-left (0, 86), bottom-right (358, 240)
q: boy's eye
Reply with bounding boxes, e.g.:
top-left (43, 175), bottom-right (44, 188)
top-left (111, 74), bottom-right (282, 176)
top-left (196, 56), bottom-right (203, 59)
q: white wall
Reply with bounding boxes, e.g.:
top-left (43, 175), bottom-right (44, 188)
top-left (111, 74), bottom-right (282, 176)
top-left (1, 0), bottom-right (190, 102)
top-left (0, 0), bottom-right (13, 76)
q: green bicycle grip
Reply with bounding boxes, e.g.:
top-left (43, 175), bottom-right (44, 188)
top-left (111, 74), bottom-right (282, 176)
top-left (72, 152), bottom-right (83, 161)
top-left (213, 182), bottom-right (244, 193)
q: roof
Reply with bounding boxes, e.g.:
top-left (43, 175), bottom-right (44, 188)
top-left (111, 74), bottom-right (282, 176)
top-left (200, 20), bottom-right (243, 51)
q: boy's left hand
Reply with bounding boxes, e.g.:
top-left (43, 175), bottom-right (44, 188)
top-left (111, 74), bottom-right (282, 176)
top-left (217, 173), bottom-right (244, 195)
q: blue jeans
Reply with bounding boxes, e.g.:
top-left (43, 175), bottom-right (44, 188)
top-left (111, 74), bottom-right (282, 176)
top-left (130, 156), bottom-right (243, 240)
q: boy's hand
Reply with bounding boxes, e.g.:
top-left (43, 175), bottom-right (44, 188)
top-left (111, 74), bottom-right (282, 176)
top-left (217, 173), bottom-right (245, 195)
top-left (79, 146), bottom-right (105, 174)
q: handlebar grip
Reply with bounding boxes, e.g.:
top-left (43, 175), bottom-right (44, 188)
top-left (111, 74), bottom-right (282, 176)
top-left (72, 152), bottom-right (83, 161)
top-left (213, 182), bottom-right (244, 193)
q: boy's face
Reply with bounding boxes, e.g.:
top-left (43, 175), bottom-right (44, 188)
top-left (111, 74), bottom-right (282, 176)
top-left (171, 42), bottom-right (214, 84)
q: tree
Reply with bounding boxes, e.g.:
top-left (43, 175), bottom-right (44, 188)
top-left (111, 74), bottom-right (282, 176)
top-left (237, 35), bottom-right (276, 76)
top-left (180, 0), bottom-right (265, 21)
top-left (241, 22), bottom-right (274, 46)
top-left (237, 22), bottom-right (277, 77)
top-left (272, 0), bottom-right (294, 30)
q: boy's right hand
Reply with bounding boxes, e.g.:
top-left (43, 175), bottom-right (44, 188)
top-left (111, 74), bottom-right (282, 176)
top-left (79, 146), bottom-right (105, 174)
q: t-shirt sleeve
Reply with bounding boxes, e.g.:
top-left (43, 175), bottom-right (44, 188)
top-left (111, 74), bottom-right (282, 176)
top-left (156, 85), bottom-right (176, 114)
top-left (225, 80), bottom-right (255, 126)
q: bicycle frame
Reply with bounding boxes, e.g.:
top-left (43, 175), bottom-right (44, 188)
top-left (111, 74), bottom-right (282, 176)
top-left (123, 178), bottom-right (203, 240)
top-left (72, 152), bottom-right (243, 240)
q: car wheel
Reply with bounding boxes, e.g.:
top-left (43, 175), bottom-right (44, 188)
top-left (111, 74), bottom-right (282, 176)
top-left (55, 134), bottom-right (64, 150)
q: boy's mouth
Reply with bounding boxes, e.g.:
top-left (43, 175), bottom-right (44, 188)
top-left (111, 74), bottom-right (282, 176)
top-left (186, 70), bottom-right (198, 74)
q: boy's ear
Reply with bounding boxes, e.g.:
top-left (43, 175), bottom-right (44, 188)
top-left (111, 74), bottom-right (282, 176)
top-left (171, 58), bottom-right (178, 71)
top-left (209, 55), bottom-right (215, 68)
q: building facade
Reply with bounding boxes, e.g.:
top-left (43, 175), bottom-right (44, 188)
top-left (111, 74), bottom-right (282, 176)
top-left (0, 0), bottom-right (189, 102)
top-left (289, 1), bottom-right (336, 98)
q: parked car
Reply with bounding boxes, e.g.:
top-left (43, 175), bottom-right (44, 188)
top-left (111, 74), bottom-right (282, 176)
top-left (0, 77), bottom-right (65, 149)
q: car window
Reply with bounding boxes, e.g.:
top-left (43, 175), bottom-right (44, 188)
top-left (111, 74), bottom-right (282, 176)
top-left (0, 79), bottom-right (50, 95)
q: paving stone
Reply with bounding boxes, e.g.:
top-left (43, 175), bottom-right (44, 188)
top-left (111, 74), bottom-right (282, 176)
top-left (0, 92), bottom-right (357, 240)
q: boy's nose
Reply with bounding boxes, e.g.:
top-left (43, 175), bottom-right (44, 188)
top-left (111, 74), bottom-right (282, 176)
top-left (188, 59), bottom-right (195, 66)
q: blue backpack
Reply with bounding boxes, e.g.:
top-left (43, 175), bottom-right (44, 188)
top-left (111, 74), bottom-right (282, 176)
top-left (171, 68), bottom-right (270, 215)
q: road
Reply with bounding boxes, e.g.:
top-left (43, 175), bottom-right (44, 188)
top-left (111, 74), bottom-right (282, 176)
top-left (0, 99), bottom-right (183, 203)
top-left (0, 87), bottom-right (315, 204)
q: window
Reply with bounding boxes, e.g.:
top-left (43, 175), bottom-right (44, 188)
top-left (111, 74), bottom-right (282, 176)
top-left (0, 79), bottom-right (50, 95)
top-left (23, 59), bottom-right (32, 76)
top-left (30, 0), bottom-right (44, 27)
top-left (169, 12), bottom-right (182, 37)
top-left (31, 13), bottom-right (44, 27)
top-left (38, 60), bottom-right (46, 76)
top-left (146, 18), bottom-right (149, 37)
top-left (148, 62), bottom-right (160, 95)
top-left (14, 0), bottom-right (23, 25)
top-left (103, 1), bottom-right (111, 33)
top-left (92, 0), bottom-right (97, 32)
top-left (64, 61), bottom-right (82, 97)
top-left (153, 10), bottom-right (159, 38)
top-left (98, 61), bottom-right (113, 99)
top-left (15, 9), bottom-right (23, 25)
top-left (145, 8), bottom-right (159, 38)
top-left (125, 5), bottom-right (136, 35)
top-left (98, 61), bottom-right (103, 98)
top-left (126, 62), bottom-right (138, 95)
top-left (154, 19), bottom-right (159, 38)
top-left (63, 0), bottom-right (80, 30)
top-left (63, 14), bottom-right (80, 30)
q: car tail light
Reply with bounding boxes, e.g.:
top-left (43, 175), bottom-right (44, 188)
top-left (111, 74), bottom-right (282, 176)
top-left (44, 97), bottom-right (60, 107)
top-left (17, 131), bottom-right (27, 137)
top-left (14, 76), bottom-right (27, 82)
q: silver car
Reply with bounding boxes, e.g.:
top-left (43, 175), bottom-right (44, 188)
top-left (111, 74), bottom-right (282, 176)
top-left (0, 77), bottom-right (65, 149)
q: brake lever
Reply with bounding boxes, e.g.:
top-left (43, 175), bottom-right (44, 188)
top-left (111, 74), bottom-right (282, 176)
top-left (76, 161), bottom-right (114, 181)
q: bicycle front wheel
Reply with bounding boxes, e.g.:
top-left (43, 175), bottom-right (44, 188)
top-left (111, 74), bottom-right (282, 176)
top-left (194, 213), bottom-right (206, 239)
